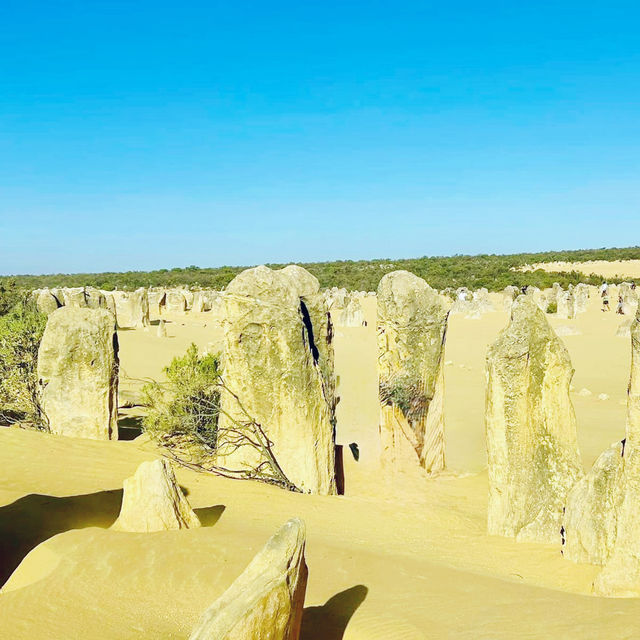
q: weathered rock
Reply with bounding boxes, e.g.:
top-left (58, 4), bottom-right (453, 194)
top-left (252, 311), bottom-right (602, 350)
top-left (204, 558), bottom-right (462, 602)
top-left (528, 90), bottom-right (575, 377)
top-left (165, 290), bottom-right (187, 313)
top-left (217, 265), bottom-right (336, 495)
top-left (503, 286), bottom-right (519, 311)
top-left (114, 459), bottom-right (200, 532)
top-left (485, 295), bottom-right (583, 543)
top-left (563, 441), bottom-right (625, 565)
top-left (148, 289), bottom-right (166, 315)
top-left (84, 286), bottom-right (107, 309)
top-left (593, 307), bottom-right (640, 596)
top-left (574, 283), bottom-right (590, 314)
top-left (37, 307), bottom-right (118, 440)
top-left (62, 287), bottom-right (88, 308)
top-left (189, 518), bottom-right (307, 640)
top-left (111, 289), bottom-right (150, 328)
top-left (35, 289), bottom-right (60, 315)
top-left (157, 319), bottom-right (167, 337)
top-left (557, 290), bottom-right (575, 319)
top-left (377, 271), bottom-right (449, 473)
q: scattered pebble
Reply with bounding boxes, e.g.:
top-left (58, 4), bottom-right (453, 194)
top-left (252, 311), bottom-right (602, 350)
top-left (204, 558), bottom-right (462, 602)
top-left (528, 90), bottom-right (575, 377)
top-left (598, 393), bottom-right (610, 401)
top-left (577, 388), bottom-right (592, 397)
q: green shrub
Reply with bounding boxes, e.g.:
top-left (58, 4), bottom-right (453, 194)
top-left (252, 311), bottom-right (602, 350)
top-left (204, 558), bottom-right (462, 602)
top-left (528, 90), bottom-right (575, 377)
top-left (379, 374), bottom-right (428, 421)
top-left (0, 301), bottom-right (47, 427)
top-left (546, 300), bottom-right (557, 314)
top-left (142, 344), bottom-right (222, 449)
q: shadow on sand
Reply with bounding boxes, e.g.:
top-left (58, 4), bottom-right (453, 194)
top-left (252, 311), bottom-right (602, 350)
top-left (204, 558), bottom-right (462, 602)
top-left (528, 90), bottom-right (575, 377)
top-left (0, 489), bottom-right (123, 586)
top-left (0, 490), bottom-right (226, 587)
top-left (301, 585), bottom-right (368, 640)
top-left (194, 504), bottom-right (226, 526)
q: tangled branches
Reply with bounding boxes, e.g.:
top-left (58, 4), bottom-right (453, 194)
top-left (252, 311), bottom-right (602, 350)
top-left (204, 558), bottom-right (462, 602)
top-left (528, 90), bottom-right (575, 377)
top-left (142, 344), bottom-right (300, 492)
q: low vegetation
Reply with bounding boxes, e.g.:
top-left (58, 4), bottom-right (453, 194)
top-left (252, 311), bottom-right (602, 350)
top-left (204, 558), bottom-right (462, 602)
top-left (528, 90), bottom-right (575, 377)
top-left (0, 284), bottom-right (48, 428)
top-left (5, 246), bottom-right (640, 293)
top-left (143, 344), bottom-right (300, 491)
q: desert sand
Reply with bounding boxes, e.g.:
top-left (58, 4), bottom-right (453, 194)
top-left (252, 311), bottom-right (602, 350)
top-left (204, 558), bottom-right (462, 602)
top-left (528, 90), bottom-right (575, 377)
top-left (1, 286), bottom-right (639, 638)
top-left (522, 259), bottom-right (640, 280)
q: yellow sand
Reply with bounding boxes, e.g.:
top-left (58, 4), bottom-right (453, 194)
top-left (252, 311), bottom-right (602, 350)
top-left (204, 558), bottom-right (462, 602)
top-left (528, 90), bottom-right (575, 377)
top-left (1, 289), bottom-right (639, 638)
top-left (522, 259), bottom-right (640, 280)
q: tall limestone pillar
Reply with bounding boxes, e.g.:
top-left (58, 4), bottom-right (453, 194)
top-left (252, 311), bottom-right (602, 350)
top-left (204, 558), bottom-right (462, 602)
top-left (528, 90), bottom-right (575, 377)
top-left (217, 266), bottom-right (336, 495)
top-left (37, 307), bottom-right (119, 440)
top-left (377, 271), bottom-right (449, 473)
top-left (485, 295), bottom-right (582, 543)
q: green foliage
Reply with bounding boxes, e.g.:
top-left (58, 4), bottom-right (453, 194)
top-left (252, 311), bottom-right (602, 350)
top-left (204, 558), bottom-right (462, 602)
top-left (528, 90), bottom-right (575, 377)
top-left (546, 300), bottom-right (558, 314)
top-left (379, 375), bottom-right (428, 421)
top-left (0, 301), bottom-right (47, 427)
top-left (3, 246), bottom-right (640, 292)
top-left (0, 278), bottom-right (22, 316)
top-left (142, 344), bottom-right (222, 448)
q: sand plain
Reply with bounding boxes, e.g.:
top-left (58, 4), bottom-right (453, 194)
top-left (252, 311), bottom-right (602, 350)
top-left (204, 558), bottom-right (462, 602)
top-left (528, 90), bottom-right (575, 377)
top-left (1, 287), bottom-right (639, 638)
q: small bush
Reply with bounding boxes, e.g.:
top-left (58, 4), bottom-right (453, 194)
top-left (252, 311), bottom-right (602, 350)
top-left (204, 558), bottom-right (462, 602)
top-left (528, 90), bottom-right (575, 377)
top-left (0, 300), bottom-right (48, 427)
top-left (546, 301), bottom-right (558, 314)
top-left (142, 343), bottom-right (221, 448)
top-left (379, 374), bottom-right (428, 422)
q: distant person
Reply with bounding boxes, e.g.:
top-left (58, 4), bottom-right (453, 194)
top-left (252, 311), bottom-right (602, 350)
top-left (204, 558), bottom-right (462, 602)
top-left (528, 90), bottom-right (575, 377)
top-left (602, 291), bottom-right (610, 312)
top-left (520, 285), bottom-right (528, 295)
top-left (600, 282), bottom-right (609, 296)
top-left (632, 282), bottom-right (637, 291)
top-left (616, 295), bottom-right (625, 314)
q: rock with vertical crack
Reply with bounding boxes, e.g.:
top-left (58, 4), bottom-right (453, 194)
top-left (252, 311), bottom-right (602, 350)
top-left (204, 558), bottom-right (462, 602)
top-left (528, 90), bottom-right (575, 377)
top-left (485, 295), bottom-right (583, 544)
top-left (217, 265), bottom-right (336, 495)
top-left (189, 518), bottom-right (307, 640)
top-left (377, 270), bottom-right (449, 473)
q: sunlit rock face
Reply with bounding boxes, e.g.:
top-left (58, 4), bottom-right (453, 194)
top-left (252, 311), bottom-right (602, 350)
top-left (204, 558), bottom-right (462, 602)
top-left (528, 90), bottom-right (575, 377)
top-left (111, 288), bottom-right (150, 328)
top-left (485, 295), bottom-right (583, 544)
top-left (37, 307), bottom-right (119, 440)
top-left (593, 307), bottom-right (640, 596)
top-left (189, 518), bottom-right (308, 640)
top-left (114, 459), bottom-right (201, 533)
top-left (217, 265), bottom-right (337, 495)
top-left (377, 270), bottom-right (449, 473)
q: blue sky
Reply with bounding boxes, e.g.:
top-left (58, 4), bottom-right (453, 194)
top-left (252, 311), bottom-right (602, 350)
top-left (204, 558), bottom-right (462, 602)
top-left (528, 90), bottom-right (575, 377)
top-left (1, 1), bottom-right (639, 274)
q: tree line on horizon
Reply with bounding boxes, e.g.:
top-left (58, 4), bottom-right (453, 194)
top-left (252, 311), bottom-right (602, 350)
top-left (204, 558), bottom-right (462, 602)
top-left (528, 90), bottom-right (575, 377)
top-left (3, 246), bottom-right (640, 293)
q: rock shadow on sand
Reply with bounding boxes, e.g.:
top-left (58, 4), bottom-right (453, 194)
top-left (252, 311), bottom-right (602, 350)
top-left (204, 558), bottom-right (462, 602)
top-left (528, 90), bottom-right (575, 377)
top-left (301, 585), bottom-right (368, 640)
top-left (193, 504), bottom-right (226, 527)
top-left (0, 489), bottom-right (123, 586)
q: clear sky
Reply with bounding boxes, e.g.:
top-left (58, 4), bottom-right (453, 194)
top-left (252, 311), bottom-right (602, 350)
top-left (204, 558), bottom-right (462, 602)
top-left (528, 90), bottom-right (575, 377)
top-left (1, 1), bottom-right (639, 274)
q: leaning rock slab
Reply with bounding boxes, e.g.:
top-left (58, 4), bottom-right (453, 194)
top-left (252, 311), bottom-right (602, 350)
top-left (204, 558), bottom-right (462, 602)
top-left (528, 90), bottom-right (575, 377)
top-left (114, 458), bottom-right (200, 532)
top-left (485, 295), bottom-right (583, 544)
top-left (189, 518), bottom-right (307, 640)
top-left (37, 307), bottom-right (118, 440)
top-left (377, 270), bottom-right (449, 473)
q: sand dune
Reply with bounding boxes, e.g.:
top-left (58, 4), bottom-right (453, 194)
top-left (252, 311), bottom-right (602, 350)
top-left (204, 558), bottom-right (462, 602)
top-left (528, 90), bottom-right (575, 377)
top-left (522, 259), bottom-right (640, 280)
top-left (1, 289), bottom-right (639, 638)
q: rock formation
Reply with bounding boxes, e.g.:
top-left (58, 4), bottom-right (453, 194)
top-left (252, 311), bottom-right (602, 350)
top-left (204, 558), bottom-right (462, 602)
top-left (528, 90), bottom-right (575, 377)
top-left (189, 518), bottom-right (307, 640)
top-left (557, 289), bottom-right (575, 319)
top-left (563, 441), bottom-right (624, 565)
top-left (84, 286), bottom-right (107, 309)
top-left (35, 289), bottom-right (60, 315)
top-left (377, 270), bottom-right (449, 473)
top-left (485, 295), bottom-right (583, 543)
top-left (165, 290), bottom-right (187, 313)
top-left (114, 459), bottom-right (200, 532)
top-left (217, 265), bottom-right (336, 495)
top-left (157, 319), bottom-right (167, 337)
top-left (111, 289), bottom-right (150, 328)
top-left (37, 307), bottom-right (118, 440)
top-left (591, 307), bottom-right (640, 595)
